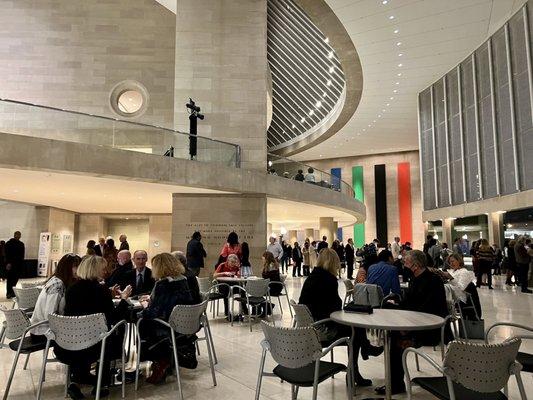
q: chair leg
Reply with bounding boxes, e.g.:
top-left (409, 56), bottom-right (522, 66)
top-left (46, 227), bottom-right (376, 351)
top-left (268, 296), bottom-right (275, 326)
top-left (415, 353), bottom-right (420, 372)
top-left (135, 325), bottom-right (142, 391)
top-left (3, 339), bottom-right (24, 400)
top-left (23, 353), bottom-right (30, 370)
top-left (285, 292), bottom-right (293, 318)
top-left (249, 301), bottom-right (252, 332)
top-left (312, 361), bottom-right (320, 400)
top-left (278, 296), bottom-right (283, 315)
top-left (515, 372), bottom-right (527, 400)
top-left (204, 317), bottom-right (218, 364)
top-left (204, 327), bottom-right (217, 387)
top-left (170, 330), bottom-right (184, 400)
top-left (255, 349), bottom-right (267, 400)
top-left (330, 349), bottom-right (335, 378)
top-left (36, 340), bottom-right (52, 400)
top-left (64, 365), bottom-right (71, 398)
top-left (95, 337), bottom-right (108, 400)
top-left (196, 340), bottom-right (200, 356)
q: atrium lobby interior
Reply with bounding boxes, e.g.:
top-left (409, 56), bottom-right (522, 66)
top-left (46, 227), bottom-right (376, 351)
top-left (1, 0), bottom-right (532, 399)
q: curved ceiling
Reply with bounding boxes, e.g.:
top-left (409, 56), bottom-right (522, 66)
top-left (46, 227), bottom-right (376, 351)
top-left (293, 0), bottom-right (527, 161)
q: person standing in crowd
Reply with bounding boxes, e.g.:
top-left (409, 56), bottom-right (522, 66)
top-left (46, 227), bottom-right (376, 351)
top-left (266, 236), bottom-right (283, 262)
top-left (527, 239), bottom-right (533, 288)
top-left (240, 242), bottom-right (252, 277)
top-left (186, 231), bottom-right (206, 277)
top-left (292, 242), bottom-right (303, 277)
top-left (402, 241), bottom-right (412, 252)
top-left (302, 240), bottom-right (311, 276)
top-left (492, 243), bottom-right (503, 275)
top-left (94, 237), bottom-right (106, 257)
top-left (280, 240), bottom-right (292, 274)
top-left (422, 234), bottom-right (433, 254)
top-left (118, 234), bottom-right (129, 251)
top-left (452, 237), bottom-right (462, 255)
top-left (105, 250), bottom-right (133, 289)
top-left (128, 250), bottom-right (155, 295)
top-left (0, 240), bottom-right (6, 282)
top-left (391, 237), bottom-right (401, 260)
top-left (30, 253), bottom-right (81, 339)
top-left (304, 167), bottom-right (316, 183)
top-left (514, 237), bottom-right (532, 293)
top-left (310, 240), bottom-right (318, 269)
top-left (345, 238), bottom-right (355, 279)
top-left (366, 250), bottom-right (401, 296)
top-left (86, 240), bottom-right (96, 256)
top-left (476, 239), bottom-right (495, 290)
top-left (317, 235), bottom-right (328, 253)
top-left (219, 232), bottom-right (242, 264)
top-left (505, 239), bottom-right (517, 286)
top-left (102, 238), bottom-right (118, 279)
top-left (5, 231), bottom-right (25, 299)
top-left (262, 251), bottom-right (282, 296)
top-left (294, 169), bottom-right (305, 181)
top-left (171, 251), bottom-right (202, 304)
top-left (427, 238), bottom-right (443, 267)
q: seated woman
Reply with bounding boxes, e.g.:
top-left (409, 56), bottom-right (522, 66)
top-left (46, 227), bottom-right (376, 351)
top-left (214, 254), bottom-right (241, 318)
top-left (442, 253), bottom-right (475, 303)
top-left (55, 255), bottom-right (131, 400)
top-left (138, 253), bottom-right (194, 384)
top-left (262, 251), bottom-right (282, 296)
top-left (30, 253), bottom-right (81, 340)
top-left (299, 248), bottom-right (382, 387)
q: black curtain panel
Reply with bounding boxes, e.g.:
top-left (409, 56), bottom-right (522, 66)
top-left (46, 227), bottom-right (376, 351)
top-left (374, 164), bottom-right (388, 245)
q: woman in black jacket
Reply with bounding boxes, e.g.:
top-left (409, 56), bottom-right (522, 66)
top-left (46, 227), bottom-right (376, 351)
top-left (299, 248), bottom-right (382, 387)
top-left (138, 253), bottom-right (194, 384)
top-left (56, 255), bottom-right (132, 399)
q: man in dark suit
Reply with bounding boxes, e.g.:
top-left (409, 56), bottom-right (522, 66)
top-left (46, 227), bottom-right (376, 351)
top-left (106, 250), bottom-right (133, 289)
top-left (345, 238), bottom-right (355, 279)
top-left (128, 250), bottom-right (155, 296)
top-left (5, 231), bottom-right (25, 299)
top-left (118, 234), bottom-right (129, 251)
top-left (316, 236), bottom-right (328, 253)
top-left (186, 231), bottom-right (206, 277)
top-left (94, 237), bottom-right (106, 257)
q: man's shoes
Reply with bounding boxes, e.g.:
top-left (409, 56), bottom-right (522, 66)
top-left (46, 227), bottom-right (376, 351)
top-left (522, 289), bottom-right (533, 294)
top-left (489, 286), bottom-right (494, 290)
top-left (375, 384), bottom-right (406, 395)
top-left (115, 370), bottom-right (137, 383)
top-left (361, 344), bottom-right (384, 360)
top-left (67, 384), bottom-right (85, 400)
top-left (355, 377), bottom-right (372, 387)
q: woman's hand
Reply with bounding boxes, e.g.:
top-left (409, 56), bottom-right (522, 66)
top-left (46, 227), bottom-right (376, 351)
top-left (110, 285), bottom-right (120, 298)
top-left (120, 285), bottom-right (132, 300)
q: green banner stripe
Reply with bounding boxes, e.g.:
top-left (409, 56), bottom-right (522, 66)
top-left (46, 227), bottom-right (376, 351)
top-left (352, 166), bottom-right (365, 247)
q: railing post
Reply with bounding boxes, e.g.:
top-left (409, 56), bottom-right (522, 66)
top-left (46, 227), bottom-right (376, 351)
top-left (236, 145), bottom-right (242, 168)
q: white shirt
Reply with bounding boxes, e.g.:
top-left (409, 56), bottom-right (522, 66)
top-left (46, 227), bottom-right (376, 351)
top-left (267, 242), bottom-right (283, 260)
top-left (30, 276), bottom-right (66, 335)
top-left (304, 173), bottom-right (315, 183)
top-left (448, 268), bottom-right (475, 303)
top-left (391, 241), bottom-right (401, 259)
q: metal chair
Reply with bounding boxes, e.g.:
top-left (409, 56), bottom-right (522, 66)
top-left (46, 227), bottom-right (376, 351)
top-left (198, 277), bottom-right (230, 318)
top-left (1, 307), bottom-right (50, 400)
top-left (352, 283), bottom-right (383, 308)
top-left (231, 278), bottom-right (274, 332)
top-left (486, 322), bottom-right (533, 375)
top-left (255, 321), bottom-right (353, 400)
top-left (403, 338), bottom-right (527, 400)
top-left (20, 280), bottom-right (47, 289)
top-left (343, 279), bottom-right (355, 306)
top-left (268, 279), bottom-right (293, 318)
top-left (36, 313), bottom-right (127, 400)
top-left (135, 301), bottom-right (217, 400)
top-left (13, 286), bottom-right (41, 313)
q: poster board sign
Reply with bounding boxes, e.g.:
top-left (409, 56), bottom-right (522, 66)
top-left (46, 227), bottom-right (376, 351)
top-left (62, 234), bottom-right (73, 254)
top-left (37, 232), bottom-right (51, 277)
top-left (51, 233), bottom-right (62, 255)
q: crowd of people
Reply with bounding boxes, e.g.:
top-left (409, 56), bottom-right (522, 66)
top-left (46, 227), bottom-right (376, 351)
top-left (267, 166), bottom-right (342, 191)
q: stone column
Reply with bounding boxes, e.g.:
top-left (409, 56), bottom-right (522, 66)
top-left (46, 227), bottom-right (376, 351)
top-left (174, 0), bottom-right (268, 170)
top-left (319, 217), bottom-right (335, 246)
top-left (288, 230), bottom-right (298, 245)
top-left (442, 218), bottom-right (455, 246)
top-left (333, 221), bottom-right (339, 240)
top-left (305, 228), bottom-right (315, 242)
top-left (171, 193), bottom-right (267, 277)
top-left (488, 212), bottom-right (505, 248)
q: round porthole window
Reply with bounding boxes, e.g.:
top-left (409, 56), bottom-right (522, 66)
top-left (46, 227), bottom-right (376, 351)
top-left (110, 81), bottom-right (149, 118)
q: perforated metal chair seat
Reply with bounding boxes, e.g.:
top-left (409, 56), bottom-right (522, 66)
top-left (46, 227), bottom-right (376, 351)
top-left (8, 336), bottom-right (48, 354)
top-left (234, 296), bottom-right (266, 305)
top-left (517, 352), bottom-right (533, 373)
top-left (412, 377), bottom-right (508, 400)
top-left (273, 361), bottom-right (346, 387)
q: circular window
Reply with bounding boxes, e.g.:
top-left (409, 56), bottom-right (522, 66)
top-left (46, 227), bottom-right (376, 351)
top-left (110, 81), bottom-right (149, 118)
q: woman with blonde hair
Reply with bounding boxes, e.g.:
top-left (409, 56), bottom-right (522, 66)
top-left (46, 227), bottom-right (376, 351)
top-left (298, 248), bottom-right (382, 387)
top-left (476, 238), bottom-right (495, 289)
top-left (138, 253), bottom-right (194, 384)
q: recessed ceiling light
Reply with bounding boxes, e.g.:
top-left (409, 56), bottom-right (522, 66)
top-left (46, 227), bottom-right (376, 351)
top-left (395, 82), bottom-right (400, 85)
top-left (382, 109), bottom-right (386, 112)
top-left (378, 115), bottom-right (382, 118)
top-left (394, 29), bottom-right (399, 34)
top-left (319, 154), bottom-right (323, 157)
top-left (373, 120), bottom-right (376, 123)
top-left (382, 0), bottom-right (388, 4)
top-left (397, 42), bottom-right (402, 46)
top-left (386, 103), bottom-right (390, 106)
top-left (368, 124), bottom-right (371, 127)
top-left (390, 97), bottom-right (394, 100)
top-left (397, 73), bottom-right (402, 76)
top-left (393, 89), bottom-right (398, 93)
top-left (398, 53), bottom-right (403, 57)
top-left (389, 15), bottom-right (395, 20)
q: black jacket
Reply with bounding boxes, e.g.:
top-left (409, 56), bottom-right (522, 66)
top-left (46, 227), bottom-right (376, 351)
top-left (105, 261), bottom-right (133, 289)
top-left (126, 267), bottom-right (155, 296)
top-left (5, 238), bottom-right (25, 266)
top-left (316, 240), bottom-right (328, 253)
top-left (292, 246), bottom-right (303, 262)
top-left (141, 277), bottom-right (194, 321)
top-left (299, 267), bottom-right (341, 322)
top-left (186, 238), bottom-right (207, 270)
top-left (345, 244), bottom-right (355, 261)
top-left (184, 269), bottom-right (202, 304)
top-left (119, 241), bottom-right (129, 251)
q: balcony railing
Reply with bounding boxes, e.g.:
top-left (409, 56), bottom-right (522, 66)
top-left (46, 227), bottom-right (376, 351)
top-left (0, 98), bottom-right (240, 168)
top-left (267, 153), bottom-right (354, 197)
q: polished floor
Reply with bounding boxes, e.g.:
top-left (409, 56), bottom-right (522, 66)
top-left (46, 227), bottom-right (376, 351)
top-left (0, 273), bottom-right (531, 399)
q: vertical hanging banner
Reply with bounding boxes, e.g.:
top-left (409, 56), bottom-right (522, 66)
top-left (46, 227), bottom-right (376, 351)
top-left (374, 164), bottom-right (388, 246)
top-left (397, 162), bottom-right (413, 244)
top-left (352, 166), bottom-right (365, 247)
top-left (331, 168), bottom-right (342, 191)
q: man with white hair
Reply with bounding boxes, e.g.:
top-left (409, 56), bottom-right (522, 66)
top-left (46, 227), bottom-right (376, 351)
top-left (118, 234), bottom-right (129, 251)
top-left (106, 250), bottom-right (133, 289)
top-left (267, 236), bottom-right (283, 260)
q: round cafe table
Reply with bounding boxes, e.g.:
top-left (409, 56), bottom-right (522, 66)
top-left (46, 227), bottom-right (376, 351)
top-left (330, 309), bottom-right (445, 400)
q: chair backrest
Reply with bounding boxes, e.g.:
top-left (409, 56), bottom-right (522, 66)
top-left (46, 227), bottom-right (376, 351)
top-left (168, 301), bottom-right (209, 335)
top-left (261, 321), bottom-right (322, 369)
top-left (197, 277), bottom-right (212, 294)
top-left (48, 313), bottom-right (108, 351)
top-left (464, 282), bottom-right (482, 319)
top-left (352, 283), bottom-right (383, 307)
top-left (20, 280), bottom-right (47, 289)
top-left (13, 287), bottom-right (41, 309)
top-left (343, 279), bottom-right (355, 292)
top-left (0, 307), bottom-right (31, 340)
top-left (443, 338), bottom-right (522, 392)
top-left (289, 300), bottom-right (315, 327)
top-left (246, 278), bottom-right (270, 297)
